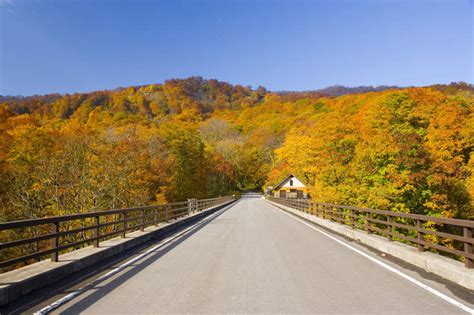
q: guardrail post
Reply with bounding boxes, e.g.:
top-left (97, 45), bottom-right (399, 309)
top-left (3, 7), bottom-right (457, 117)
top-left (463, 227), bottom-right (473, 268)
top-left (193, 199), bottom-right (197, 213)
top-left (141, 209), bottom-right (145, 231)
top-left (51, 221), bottom-right (59, 262)
top-left (366, 212), bottom-right (371, 234)
top-left (93, 216), bottom-right (99, 247)
top-left (154, 207), bottom-right (158, 226)
top-left (416, 220), bottom-right (424, 252)
top-left (387, 215), bottom-right (392, 241)
top-left (350, 209), bottom-right (355, 229)
top-left (121, 212), bottom-right (127, 238)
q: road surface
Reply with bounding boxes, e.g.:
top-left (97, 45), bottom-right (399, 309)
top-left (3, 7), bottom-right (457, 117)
top-left (31, 195), bottom-right (473, 314)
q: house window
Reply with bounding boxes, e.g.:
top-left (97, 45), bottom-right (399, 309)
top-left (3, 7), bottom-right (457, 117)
top-left (290, 180), bottom-right (293, 186)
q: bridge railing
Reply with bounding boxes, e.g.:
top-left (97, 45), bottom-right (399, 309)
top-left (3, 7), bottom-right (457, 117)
top-left (0, 196), bottom-right (235, 271)
top-left (267, 196), bottom-right (474, 268)
top-left (195, 197), bottom-right (234, 213)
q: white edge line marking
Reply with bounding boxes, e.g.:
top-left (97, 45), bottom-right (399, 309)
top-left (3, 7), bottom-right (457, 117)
top-left (34, 202), bottom-right (236, 315)
top-left (269, 202), bottom-right (474, 315)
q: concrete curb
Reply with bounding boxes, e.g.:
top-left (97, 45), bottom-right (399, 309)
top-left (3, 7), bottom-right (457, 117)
top-left (265, 199), bottom-right (474, 291)
top-left (0, 200), bottom-right (236, 306)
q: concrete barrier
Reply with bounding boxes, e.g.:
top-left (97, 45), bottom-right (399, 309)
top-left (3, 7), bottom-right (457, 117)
top-left (266, 199), bottom-right (474, 291)
top-left (0, 200), bottom-right (236, 306)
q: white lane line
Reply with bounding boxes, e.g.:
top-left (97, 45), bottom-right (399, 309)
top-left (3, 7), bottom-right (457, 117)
top-left (34, 203), bottom-right (235, 315)
top-left (270, 204), bottom-right (474, 315)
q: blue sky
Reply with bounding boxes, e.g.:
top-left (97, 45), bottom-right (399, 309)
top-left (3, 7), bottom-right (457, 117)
top-left (0, 0), bottom-right (472, 95)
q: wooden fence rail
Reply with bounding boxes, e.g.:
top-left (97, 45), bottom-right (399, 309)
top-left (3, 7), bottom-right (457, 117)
top-left (267, 196), bottom-right (474, 268)
top-left (0, 196), bottom-right (235, 271)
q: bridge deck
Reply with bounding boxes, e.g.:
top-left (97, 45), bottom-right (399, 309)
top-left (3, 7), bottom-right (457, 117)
top-left (32, 196), bottom-right (472, 314)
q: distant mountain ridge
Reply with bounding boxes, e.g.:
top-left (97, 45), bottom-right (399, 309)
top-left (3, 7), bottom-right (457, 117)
top-left (1, 84), bottom-right (398, 100)
top-left (316, 85), bottom-right (402, 96)
top-left (2, 81), bottom-right (472, 100)
top-left (276, 82), bottom-right (473, 97)
top-left (0, 94), bottom-right (62, 103)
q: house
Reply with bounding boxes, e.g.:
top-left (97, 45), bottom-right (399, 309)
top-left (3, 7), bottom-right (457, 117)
top-left (271, 174), bottom-right (309, 199)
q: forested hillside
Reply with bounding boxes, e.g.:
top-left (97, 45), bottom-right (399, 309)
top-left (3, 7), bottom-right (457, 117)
top-left (0, 78), bottom-right (472, 224)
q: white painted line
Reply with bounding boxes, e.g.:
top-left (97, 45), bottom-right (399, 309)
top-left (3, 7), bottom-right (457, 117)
top-left (270, 203), bottom-right (474, 314)
top-left (34, 202), bottom-right (235, 315)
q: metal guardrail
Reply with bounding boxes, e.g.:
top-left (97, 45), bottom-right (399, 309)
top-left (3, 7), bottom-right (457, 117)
top-left (0, 196), bottom-right (235, 270)
top-left (267, 196), bottom-right (474, 268)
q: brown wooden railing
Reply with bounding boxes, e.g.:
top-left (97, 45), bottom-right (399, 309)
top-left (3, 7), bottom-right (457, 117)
top-left (0, 196), bottom-right (235, 271)
top-left (267, 196), bottom-right (474, 268)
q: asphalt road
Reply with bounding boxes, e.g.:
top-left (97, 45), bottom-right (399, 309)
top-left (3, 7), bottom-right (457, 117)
top-left (32, 195), bottom-right (473, 314)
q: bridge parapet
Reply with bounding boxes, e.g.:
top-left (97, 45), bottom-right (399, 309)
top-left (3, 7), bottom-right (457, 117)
top-left (0, 196), bottom-right (235, 272)
top-left (267, 196), bottom-right (474, 269)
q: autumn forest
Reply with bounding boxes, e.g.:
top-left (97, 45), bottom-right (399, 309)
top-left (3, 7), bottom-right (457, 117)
top-left (0, 77), bottom-right (473, 227)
